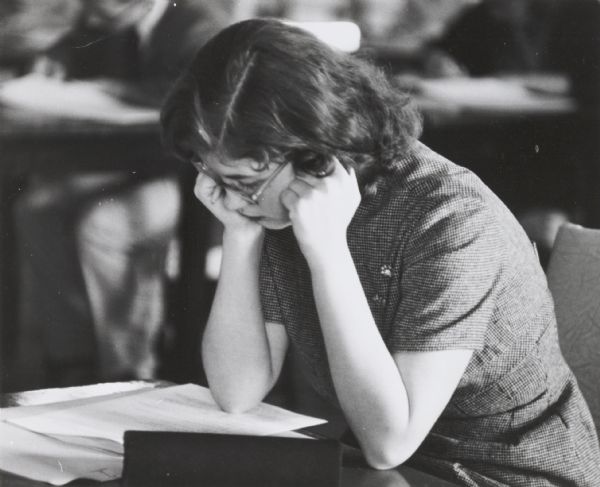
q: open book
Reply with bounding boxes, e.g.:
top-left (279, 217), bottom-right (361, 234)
top-left (0, 383), bottom-right (325, 485)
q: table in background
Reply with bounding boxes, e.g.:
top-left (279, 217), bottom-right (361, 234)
top-left (413, 76), bottom-right (598, 227)
top-left (0, 383), bottom-right (457, 487)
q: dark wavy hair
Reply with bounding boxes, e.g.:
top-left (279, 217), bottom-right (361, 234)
top-left (161, 18), bottom-right (422, 195)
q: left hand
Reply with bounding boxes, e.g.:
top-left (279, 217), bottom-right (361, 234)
top-left (280, 157), bottom-right (361, 262)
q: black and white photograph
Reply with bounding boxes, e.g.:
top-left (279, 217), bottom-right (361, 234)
top-left (1, 1), bottom-right (599, 485)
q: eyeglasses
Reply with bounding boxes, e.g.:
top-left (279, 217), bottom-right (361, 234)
top-left (192, 159), bottom-right (290, 204)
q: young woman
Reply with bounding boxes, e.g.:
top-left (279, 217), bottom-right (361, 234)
top-left (161, 18), bottom-right (600, 486)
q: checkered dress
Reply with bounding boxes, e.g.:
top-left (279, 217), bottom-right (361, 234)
top-left (259, 142), bottom-right (600, 486)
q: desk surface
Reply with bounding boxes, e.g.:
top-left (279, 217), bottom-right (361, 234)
top-left (0, 105), bottom-right (158, 139)
top-left (410, 75), bottom-right (577, 129)
top-left (0, 383), bottom-right (457, 487)
top-left (1, 469), bottom-right (456, 487)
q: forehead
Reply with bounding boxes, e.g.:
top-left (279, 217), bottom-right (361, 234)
top-left (202, 152), bottom-right (264, 178)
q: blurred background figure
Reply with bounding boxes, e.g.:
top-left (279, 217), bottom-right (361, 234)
top-left (434, 0), bottom-right (555, 76)
top-left (0, 0), bottom-right (80, 77)
top-left (433, 0), bottom-right (599, 97)
top-left (12, 0), bottom-right (242, 386)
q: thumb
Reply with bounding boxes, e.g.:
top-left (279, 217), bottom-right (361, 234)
top-left (194, 173), bottom-right (221, 204)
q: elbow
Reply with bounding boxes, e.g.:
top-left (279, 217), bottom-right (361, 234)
top-left (209, 385), bottom-right (263, 414)
top-left (204, 367), bottom-right (272, 414)
top-left (362, 436), bottom-right (418, 470)
top-left (364, 448), bottom-right (407, 471)
top-left (219, 401), bottom-right (255, 415)
top-left (213, 393), bottom-right (260, 414)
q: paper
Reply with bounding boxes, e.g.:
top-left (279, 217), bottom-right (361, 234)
top-left (0, 382), bottom-right (324, 485)
top-left (0, 381), bottom-right (158, 421)
top-left (0, 74), bottom-right (159, 124)
top-left (7, 384), bottom-right (325, 453)
top-left (2, 381), bottom-right (157, 408)
top-left (0, 425), bottom-right (310, 486)
top-left (0, 422), bottom-right (122, 485)
top-left (1, 383), bottom-right (323, 485)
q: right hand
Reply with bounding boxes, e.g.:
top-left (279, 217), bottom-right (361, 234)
top-left (193, 173), bottom-right (263, 236)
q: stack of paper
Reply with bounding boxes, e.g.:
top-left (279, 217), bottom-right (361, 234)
top-left (0, 383), bottom-right (325, 485)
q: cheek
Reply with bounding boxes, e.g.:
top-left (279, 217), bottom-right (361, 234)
top-left (259, 192), bottom-right (288, 220)
top-left (259, 178), bottom-right (292, 219)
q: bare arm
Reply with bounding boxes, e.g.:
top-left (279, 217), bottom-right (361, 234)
top-left (281, 159), bottom-right (473, 469)
top-left (202, 229), bottom-right (288, 412)
top-left (195, 174), bottom-right (288, 412)
top-left (310, 248), bottom-right (472, 469)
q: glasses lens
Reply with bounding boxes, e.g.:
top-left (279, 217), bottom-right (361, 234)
top-left (192, 159), bottom-right (288, 204)
top-left (250, 161), bottom-right (290, 203)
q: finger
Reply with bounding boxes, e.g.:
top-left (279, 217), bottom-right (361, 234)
top-left (327, 159), bottom-right (357, 191)
top-left (347, 165), bottom-right (357, 183)
top-left (279, 187), bottom-right (300, 212)
top-left (194, 173), bottom-right (221, 203)
top-left (286, 178), bottom-right (315, 198)
top-left (193, 173), bottom-right (209, 199)
top-left (331, 156), bottom-right (352, 178)
top-left (340, 165), bottom-right (360, 200)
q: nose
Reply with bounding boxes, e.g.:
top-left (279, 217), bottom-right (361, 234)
top-left (222, 189), bottom-right (250, 211)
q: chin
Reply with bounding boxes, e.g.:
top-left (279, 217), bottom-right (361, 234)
top-left (260, 219), bottom-right (291, 230)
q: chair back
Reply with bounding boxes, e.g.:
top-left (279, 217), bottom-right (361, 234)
top-left (546, 223), bottom-right (600, 435)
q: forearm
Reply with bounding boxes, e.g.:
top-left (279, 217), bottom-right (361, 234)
top-left (308, 245), bottom-right (413, 468)
top-left (202, 230), bottom-right (275, 412)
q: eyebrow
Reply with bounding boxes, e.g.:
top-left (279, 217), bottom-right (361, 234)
top-left (220, 165), bottom-right (269, 183)
top-left (192, 161), bottom-right (250, 182)
top-left (194, 155), bottom-right (268, 185)
top-left (220, 173), bottom-right (253, 181)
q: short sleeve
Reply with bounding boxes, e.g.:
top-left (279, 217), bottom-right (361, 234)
top-left (387, 191), bottom-right (502, 352)
top-left (259, 237), bottom-right (284, 325)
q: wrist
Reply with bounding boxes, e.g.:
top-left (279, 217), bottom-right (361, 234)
top-left (220, 228), bottom-right (264, 275)
top-left (303, 237), bottom-right (351, 271)
top-left (223, 227), bottom-right (264, 252)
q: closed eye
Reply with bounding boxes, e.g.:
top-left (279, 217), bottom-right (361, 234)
top-left (227, 180), bottom-right (261, 193)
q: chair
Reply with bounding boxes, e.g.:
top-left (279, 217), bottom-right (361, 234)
top-left (546, 222), bottom-right (600, 435)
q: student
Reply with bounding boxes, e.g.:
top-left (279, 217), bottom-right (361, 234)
top-left (161, 19), bottom-right (600, 486)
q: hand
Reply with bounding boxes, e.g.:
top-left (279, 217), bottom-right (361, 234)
top-left (280, 158), bottom-right (360, 262)
top-left (193, 173), bottom-right (263, 237)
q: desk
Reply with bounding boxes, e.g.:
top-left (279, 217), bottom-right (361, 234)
top-left (412, 76), bottom-right (598, 228)
top-left (413, 75), bottom-right (578, 121)
top-left (0, 383), bottom-right (457, 487)
top-left (0, 107), bottom-right (213, 389)
top-left (0, 468), bottom-right (456, 487)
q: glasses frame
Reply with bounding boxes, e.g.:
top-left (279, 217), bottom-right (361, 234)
top-left (193, 159), bottom-right (291, 204)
